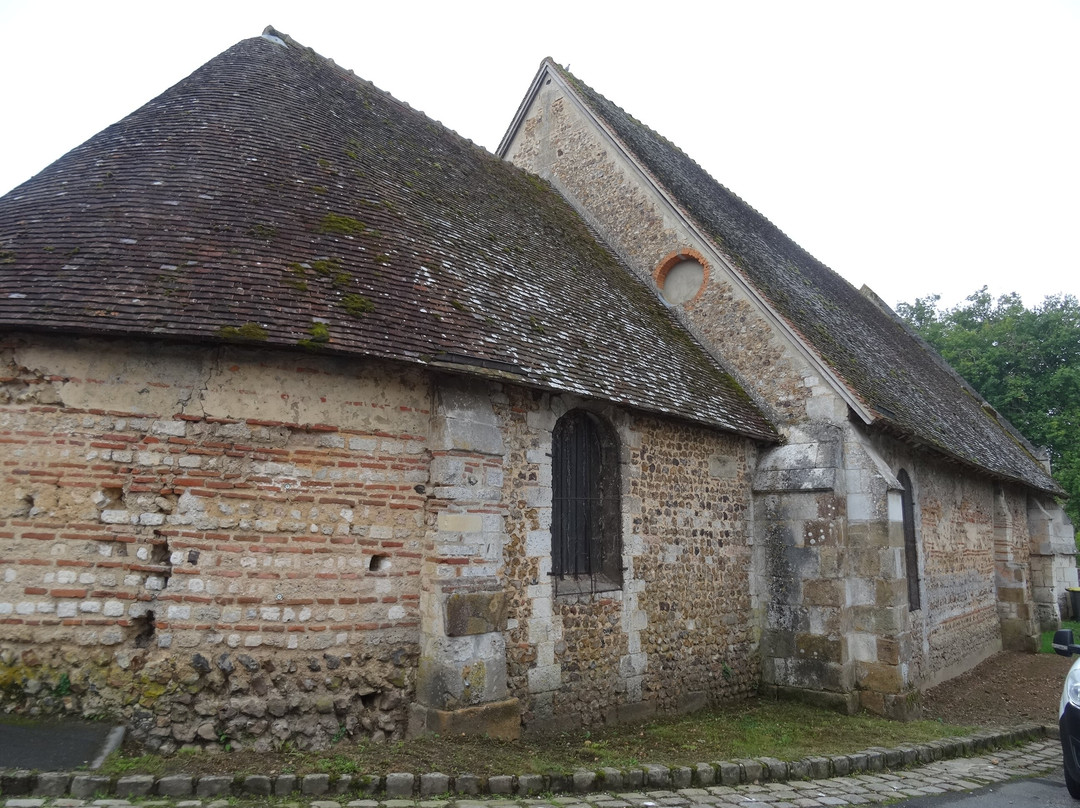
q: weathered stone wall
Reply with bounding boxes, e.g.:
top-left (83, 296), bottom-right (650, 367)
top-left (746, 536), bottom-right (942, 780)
top-left (916, 471), bottom-right (1001, 685)
top-left (411, 380), bottom-right (519, 740)
top-left (867, 436), bottom-right (1015, 690)
top-left (0, 335), bottom-right (427, 751)
top-left (754, 425), bottom-right (855, 712)
top-left (504, 79), bottom-right (849, 429)
top-left (496, 388), bottom-right (759, 731)
top-left (1028, 496), bottom-right (1078, 629)
top-left (632, 416), bottom-right (759, 713)
top-left (504, 75), bottom-right (1051, 717)
top-left (0, 333), bottom-right (764, 745)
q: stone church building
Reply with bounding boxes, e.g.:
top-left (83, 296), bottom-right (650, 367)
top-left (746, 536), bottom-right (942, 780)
top-left (0, 29), bottom-right (1073, 751)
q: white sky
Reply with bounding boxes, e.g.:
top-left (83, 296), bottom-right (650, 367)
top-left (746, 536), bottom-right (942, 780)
top-left (1, 0), bottom-right (1077, 311)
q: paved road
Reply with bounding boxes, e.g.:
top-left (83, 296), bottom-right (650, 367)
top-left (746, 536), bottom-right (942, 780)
top-left (0, 736), bottom-right (1066, 807)
top-left (889, 771), bottom-right (1073, 806)
top-left (0, 717), bottom-right (123, 770)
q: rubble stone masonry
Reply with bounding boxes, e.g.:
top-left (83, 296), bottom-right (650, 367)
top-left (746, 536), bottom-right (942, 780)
top-left (502, 78), bottom-right (1068, 718)
top-left (0, 335), bottom-right (427, 751)
top-left (496, 388), bottom-right (759, 731)
top-left (0, 333), bottom-right (766, 746)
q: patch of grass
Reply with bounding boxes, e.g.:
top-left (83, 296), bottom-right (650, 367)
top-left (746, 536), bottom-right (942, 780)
top-left (315, 754), bottom-right (361, 775)
top-left (99, 753), bottom-right (166, 777)
top-left (95, 698), bottom-right (970, 779)
top-left (1040, 620), bottom-right (1080, 654)
top-left (562, 700), bottom-right (967, 768)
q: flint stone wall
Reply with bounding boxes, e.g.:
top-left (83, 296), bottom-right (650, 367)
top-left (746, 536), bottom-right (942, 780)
top-left (496, 388), bottom-right (760, 731)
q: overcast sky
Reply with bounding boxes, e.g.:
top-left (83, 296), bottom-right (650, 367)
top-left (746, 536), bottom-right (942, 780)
top-left (1, 0), bottom-right (1076, 312)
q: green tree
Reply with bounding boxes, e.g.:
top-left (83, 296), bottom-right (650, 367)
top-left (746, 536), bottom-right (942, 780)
top-left (897, 288), bottom-right (1080, 527)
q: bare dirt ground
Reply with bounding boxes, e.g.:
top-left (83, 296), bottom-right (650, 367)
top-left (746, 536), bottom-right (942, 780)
top-left (921, 649), bottom-right (1073, 727)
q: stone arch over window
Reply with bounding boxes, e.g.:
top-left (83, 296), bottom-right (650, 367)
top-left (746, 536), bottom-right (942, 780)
top-left (898, 469), bottom-right (921, 612)
top-left (654, 248), bottom-right (710, 306)
top-left (551, 409), bottom-right (622, 595)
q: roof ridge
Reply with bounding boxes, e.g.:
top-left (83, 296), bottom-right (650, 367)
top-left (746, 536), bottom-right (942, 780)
top-left (545, 59), bottom-right (815, 269)
top-left (0, 32), bottom-right (776, 443)
top-left (533, 59), bottom-right (1061, 495)
top-left (260, 26), bottom-right (485, 153)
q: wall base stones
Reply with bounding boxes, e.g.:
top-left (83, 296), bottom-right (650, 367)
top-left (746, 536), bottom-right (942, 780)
top-left (408, 697), bottom-right (521, 740)
top-left (760, 683), bottom-right (860, 715)
top-left (0, 641), bottom-right (416, 752)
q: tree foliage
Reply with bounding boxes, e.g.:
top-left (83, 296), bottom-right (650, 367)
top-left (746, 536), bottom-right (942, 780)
top-left (897, 288), bottom-right (1080, 526)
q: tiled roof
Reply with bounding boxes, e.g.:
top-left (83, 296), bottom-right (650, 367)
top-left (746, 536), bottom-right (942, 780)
top-left (0, 31), bottom-right (775, 443)
top-left (542, 60), bottom-right (1061, 494)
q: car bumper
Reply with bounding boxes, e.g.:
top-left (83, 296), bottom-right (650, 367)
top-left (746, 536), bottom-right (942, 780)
top-left (1061, 701), bottom-right (1080, 782)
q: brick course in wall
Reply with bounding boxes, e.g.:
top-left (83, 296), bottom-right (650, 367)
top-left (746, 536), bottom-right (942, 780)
top-left (0, 336), bottom-right (428, 751)
top-left (0, 335), bottom-right (770, 745)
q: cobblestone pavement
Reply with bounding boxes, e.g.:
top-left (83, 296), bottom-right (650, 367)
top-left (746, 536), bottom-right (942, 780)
top-left (0, 739), bottom-right (1063, 808)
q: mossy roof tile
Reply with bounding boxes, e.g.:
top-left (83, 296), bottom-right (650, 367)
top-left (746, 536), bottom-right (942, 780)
top-left (542, 59), bottom-right (1060, 494)
top-left (0, 31), bottom-right (775, 443)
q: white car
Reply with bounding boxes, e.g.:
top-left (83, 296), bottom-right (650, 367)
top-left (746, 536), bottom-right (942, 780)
top-left (1054, 628), bottom-right (1080, 798)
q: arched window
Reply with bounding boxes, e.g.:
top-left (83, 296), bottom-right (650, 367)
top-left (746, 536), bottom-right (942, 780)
top-left (551, 410), bottom-right (622, 594)
top-left (898, 469), bottom-right (921, 612)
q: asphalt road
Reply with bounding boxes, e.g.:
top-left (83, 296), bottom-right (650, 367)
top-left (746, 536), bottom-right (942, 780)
top-left (0, 717), bottom-right (123, 770)
top-left (889, 771), bottom-right (1074, 807)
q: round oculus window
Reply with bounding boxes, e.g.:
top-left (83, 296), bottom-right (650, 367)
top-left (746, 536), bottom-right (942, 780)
top-left (659, 256), bottom-right (706, 305)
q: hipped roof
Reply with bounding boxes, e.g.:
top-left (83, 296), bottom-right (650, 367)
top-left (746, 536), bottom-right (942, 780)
top-left (0, 30), bottom-right (775, 442)
top-left (521, 59), bottom-right (1060, 495)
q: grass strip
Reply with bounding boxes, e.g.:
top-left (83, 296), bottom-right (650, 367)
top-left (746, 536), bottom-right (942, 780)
top-left (100, 697), bottom-right (971, 778)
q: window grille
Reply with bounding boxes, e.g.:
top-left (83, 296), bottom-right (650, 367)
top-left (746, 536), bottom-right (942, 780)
top-left (551, 410), bottom-right (621, 594)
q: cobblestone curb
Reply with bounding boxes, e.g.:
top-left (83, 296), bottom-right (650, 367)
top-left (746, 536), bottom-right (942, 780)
top-left (0, 723), bottom-right (1054, 800)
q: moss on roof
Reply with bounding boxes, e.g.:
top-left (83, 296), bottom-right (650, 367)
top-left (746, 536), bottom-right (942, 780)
top-left (543, 59), bottom-right (1059, 493)
top-left (0, 31), bottom-right (775, 443)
